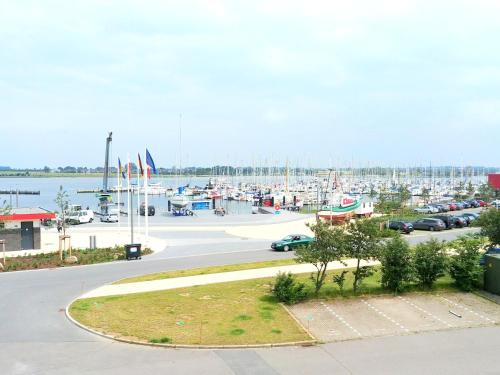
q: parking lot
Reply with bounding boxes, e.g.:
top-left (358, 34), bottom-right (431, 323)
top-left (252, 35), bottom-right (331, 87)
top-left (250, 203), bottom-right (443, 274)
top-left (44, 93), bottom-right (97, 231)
top-left (290, 292), bottom-right (500, 342)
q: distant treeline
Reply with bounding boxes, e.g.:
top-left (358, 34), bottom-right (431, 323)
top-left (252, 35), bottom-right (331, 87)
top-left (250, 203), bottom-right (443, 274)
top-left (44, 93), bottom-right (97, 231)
top-left (0, 165), bottom-right (498, 178)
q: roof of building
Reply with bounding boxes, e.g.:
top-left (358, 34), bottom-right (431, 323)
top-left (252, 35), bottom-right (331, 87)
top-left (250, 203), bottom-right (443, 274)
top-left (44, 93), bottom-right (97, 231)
top-left (0, 207), bottom-right (56, 222)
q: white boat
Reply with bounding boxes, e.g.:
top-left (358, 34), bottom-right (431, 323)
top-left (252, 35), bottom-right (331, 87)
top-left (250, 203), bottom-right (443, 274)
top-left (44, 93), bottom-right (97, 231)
top-left (171, 195), bottom-right (190, 208)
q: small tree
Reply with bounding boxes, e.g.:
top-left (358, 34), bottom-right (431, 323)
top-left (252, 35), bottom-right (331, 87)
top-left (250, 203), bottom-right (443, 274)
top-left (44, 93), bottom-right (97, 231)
top-left (466, 181), bottom-right (475, 198)
top-left (272, 272), bottom-right (307, 305)
top-left (412, 238), bottom-right (447, 288)
top-left (397, 185), bottom-right (411, 208)
top-left (478, 183), bottom-right (495, 202)
top-left (296, 220), bottom-right (346, 296)
top-left (379, 234), bottom-right (413, 293)
top-left (345, 219), bottom-right (381, 293)
top-left (332, 270), bottom-right (348, 295)
top-left (54, 185), bottom-right (70, 235)
top-left (448, 235), bottom-right (484, 291)
top-left (421, 187), bottom-right (430, 204)
top-left (477, 208), bottom-right (500, 246)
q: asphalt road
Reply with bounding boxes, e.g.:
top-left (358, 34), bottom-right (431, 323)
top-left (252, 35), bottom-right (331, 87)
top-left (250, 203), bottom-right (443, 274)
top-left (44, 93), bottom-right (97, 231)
top-left (1, 224), bottom-right (498, 375)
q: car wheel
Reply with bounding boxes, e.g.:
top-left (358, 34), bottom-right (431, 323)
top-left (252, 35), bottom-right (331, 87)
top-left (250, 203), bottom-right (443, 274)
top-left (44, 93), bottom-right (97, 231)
top-left (284, 245), bottom-right (290, 252)
top-left (89, 218), bottom-right (93, 223)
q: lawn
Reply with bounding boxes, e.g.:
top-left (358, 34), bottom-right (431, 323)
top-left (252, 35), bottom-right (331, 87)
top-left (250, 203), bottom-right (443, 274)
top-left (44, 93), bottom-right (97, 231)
top-left (1, 246), bottom-right (153, 272)
top-left (114, 258), bottom-right (298, 284)
top-left (69, 267), bottom-right (456, 346)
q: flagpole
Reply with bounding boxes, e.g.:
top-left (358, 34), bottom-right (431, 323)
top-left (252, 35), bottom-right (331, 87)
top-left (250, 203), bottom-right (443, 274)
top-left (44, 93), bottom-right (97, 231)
top-left (137, 158), bottom-right (141, 235)
top-left (117, 159), bottom-right (121, 227)
top-left (127, 154), bottom-right (132, 236)
top-left (144, 151), bottom-right (149, 244)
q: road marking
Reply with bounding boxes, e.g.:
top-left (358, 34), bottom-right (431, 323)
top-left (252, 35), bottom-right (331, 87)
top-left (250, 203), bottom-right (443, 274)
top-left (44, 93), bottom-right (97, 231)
top-left (320, 302), bottom-right (362, 337)
top-left (398, 296), bottom-right (453, 328)
top-left (362, 299), bottom-right (410, 333)
top-left (439, 296), bottom-right (495, 324)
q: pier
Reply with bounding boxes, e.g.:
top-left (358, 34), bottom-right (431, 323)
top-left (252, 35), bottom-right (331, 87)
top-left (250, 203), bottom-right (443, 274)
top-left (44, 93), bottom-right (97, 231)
top-left (0, 190), bottom-right (40, 195)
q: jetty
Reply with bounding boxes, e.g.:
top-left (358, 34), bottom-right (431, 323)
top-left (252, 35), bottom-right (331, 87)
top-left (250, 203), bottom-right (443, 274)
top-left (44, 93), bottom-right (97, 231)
top-left (0, 190), bottom-right (40, 195)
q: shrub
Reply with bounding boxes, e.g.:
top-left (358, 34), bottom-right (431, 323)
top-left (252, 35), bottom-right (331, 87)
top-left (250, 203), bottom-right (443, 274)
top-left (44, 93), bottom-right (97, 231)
top-left (380, 235), bottom-right (413, 293)
top-left (412, 238), bottom-right (448, 288)
top-left (449, 236), bottom-right (484, 291)
top-left (477, 208), bottom-right (500, 246)
top-left (332, 270), bottom-right (348, 294)
top-left (272, 272), bottom-right (307, 305)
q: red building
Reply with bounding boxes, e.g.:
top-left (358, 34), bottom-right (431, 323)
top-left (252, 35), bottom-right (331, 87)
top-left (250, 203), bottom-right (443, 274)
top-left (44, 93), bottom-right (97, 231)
top-left (0, 208), bottom-right (55, 251)
top-left (488, 174), bottom-right (500, 190)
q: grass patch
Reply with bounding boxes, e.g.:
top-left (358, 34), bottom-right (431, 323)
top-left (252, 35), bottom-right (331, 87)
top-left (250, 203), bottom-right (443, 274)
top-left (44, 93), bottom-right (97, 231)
top-left (150, 337), bottom-right (171, 344)
top-left (114, 258), bottom-right (298, 284)
top-left (1, 246), bottom-right (153, 272)
top-left (69, 266), bottom-right (457, 346)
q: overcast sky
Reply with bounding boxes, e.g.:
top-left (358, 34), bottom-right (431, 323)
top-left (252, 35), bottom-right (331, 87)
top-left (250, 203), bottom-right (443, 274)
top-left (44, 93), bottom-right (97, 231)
top-left (1, 0), bottom-right (500, 168)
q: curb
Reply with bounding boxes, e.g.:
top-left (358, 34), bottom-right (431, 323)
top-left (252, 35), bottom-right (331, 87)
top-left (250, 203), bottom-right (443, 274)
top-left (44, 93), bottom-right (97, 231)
top-left (65, 300), bottom-right (317, 350)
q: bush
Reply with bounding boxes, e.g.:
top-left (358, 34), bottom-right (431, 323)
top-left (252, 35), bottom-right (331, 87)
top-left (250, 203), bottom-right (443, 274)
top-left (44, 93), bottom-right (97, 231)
top-left (272, 272), bottom-right (307, 305)
top-left (449, 236), bottom-right (484, 291)
top-left (412, 238), bottom-right (448, 288)
top-left (477, 208), bottom-right (500, 246)
top-left (379, 235), bottom-right (413, 293)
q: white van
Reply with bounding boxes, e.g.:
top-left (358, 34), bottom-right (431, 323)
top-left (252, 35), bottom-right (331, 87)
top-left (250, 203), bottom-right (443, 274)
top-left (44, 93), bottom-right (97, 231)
top-left (68, 210), bottom-right (94, 224)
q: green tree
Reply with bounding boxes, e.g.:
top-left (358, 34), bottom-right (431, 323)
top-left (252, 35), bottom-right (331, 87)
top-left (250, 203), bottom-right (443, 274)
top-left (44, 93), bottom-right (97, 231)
top-left (421, 187), bottom-right (430, 204)
top-left (54, 185), bottom-right (70, 235)
top-left (296, 220), bottom-right (346, 295)
top-left (478, 183), bottom-right (495, 202)
top-left (397, 185), bottom-right (411, 208)
top-left (448, 235), bottom-right (484, 291)
top-left (412, 238), bottom-right (448, 288)
top-left (379, 234), bottom-right (413, 293)
top-left (272, 272), bottom-right (307, 305)
top-left (345, 219), bottom-right (381, 293)
top-left (476, 208), bottom-right (500, 246)
top-left (466, 181), bottom-right (475, 198)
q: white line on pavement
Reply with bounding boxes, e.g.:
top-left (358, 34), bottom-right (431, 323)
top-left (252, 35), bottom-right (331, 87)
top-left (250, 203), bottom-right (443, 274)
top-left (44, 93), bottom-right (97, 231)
top-left (320, 302), bottom-right (362, 337)
top-left (362, 299), bottom-right (410, 333)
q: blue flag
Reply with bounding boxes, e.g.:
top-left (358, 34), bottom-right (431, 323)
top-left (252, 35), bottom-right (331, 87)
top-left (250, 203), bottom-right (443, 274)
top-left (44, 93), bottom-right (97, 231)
top-left (118, 158), bottom-right (126, 179)
top-left (146, 149), bottom-right (157, 175)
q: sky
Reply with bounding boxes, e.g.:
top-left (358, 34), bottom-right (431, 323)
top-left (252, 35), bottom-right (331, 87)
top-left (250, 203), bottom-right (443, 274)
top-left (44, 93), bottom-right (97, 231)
top-left (1, 0), bottom-right (500, 168)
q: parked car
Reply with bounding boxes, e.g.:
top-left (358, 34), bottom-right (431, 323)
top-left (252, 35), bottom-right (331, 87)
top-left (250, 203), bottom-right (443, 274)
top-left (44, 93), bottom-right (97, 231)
top-left (456, 212), bottom-right (477, 225)
top-left (460, 201), bottom-right (472, 209)
top-left (454, 202), bottom-right (464, 210)
top-left (100, 213), bottom-right (119, 223)
top-left (447, 202), bottom-right (457, 211)
top-left (467, 200), bottom-right (480, 208)
top-left (434, 204), bottom-right (450, 213)
top-left (431, 215), bottom-right (455, 229)
top-left (388, 221), bottom-right (414, 234)
top-left (491, 200), bottom-right (500, 208)
top-left (480, 247), bottom-right (500, 265)
top-left (451, 216), bottom-right (467, 228)
top-left (476, 199), bottom-right (487, 207)
top-left (412, 218), bottom-right (446, 231)
top-left (414, 206), bottom-right (439, 214)
top-left (67, 210), bottom-right (94, 224)
top-left (271, 234), bottom-right (314, 251)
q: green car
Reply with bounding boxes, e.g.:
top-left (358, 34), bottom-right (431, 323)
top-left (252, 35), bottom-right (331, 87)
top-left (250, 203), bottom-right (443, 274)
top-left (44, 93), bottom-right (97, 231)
top-left (271, 234), bottom-right (314, 252)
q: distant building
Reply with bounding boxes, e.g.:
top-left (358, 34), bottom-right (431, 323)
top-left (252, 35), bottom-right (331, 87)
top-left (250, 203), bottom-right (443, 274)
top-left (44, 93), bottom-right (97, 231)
top-left (0, 208), bottom-right (55, 251)
top-left (488, 174), bottom-right (500, 190)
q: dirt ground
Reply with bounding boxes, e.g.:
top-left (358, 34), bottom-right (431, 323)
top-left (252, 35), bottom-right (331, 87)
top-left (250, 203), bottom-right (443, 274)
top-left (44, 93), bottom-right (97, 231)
top-left (289, 292), bottom-right (500, 342)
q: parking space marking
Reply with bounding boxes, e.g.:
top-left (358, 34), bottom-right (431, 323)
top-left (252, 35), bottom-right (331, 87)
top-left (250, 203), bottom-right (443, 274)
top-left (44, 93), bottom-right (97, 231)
top-left (320, 302), bottom-right (362, 337)
top-left (362, 299), bottom-right (410, 333)
top-left (439, 296), bottom-right (495, 324)
top-left (398, 296), bottom-right (453, 328)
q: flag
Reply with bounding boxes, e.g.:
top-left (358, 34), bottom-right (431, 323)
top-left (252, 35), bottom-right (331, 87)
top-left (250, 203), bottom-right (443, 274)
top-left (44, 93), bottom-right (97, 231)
top-left (137, 153), bottom-right (144, 176)
top-left (118, 158), bottom-right (125, 180)
top-left (127, 162), bottom-right (132, 180)
top-left (146, 149), bottom-right (157, 175)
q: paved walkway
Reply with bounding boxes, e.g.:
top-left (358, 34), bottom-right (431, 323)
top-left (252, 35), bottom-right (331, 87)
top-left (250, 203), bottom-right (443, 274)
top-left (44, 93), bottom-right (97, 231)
top-left (79, 259), bottom-right (379, 299)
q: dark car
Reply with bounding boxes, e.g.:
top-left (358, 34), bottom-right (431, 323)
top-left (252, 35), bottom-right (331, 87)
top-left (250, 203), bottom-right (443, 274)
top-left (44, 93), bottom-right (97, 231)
top-left (461, 201), bottom-right (472, 209)
top-left (412, 218), bottom-right (446, 231)
top-left (480, 247), bottom-right (500, 265)
top-left (434, 204), bottom-right (450, 213)
top-left (457, 212), bottom-right (478, 225)
top-left (467, 200), bottom-right (480, 208)
top-left (140, 203), bottom-right (155, 216)
top-left (451, 215), bottom-right (467, 228)
top-left (271, 234), bottom-right (314, 251)
top-left (388, 220), bottom-right (414, 234)
top-left (431, 215), bottom-right (455, 229)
